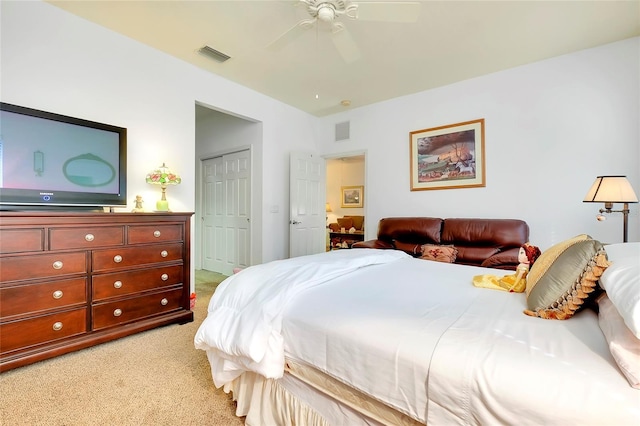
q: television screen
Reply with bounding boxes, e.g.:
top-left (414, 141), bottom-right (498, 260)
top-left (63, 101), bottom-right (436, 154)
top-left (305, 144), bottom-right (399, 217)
top-left (0, 102), bottom-right (127, 210)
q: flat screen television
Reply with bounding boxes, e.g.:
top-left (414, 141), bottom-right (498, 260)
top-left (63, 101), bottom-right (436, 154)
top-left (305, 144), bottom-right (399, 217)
top-left (0, 102), bottom-right (127, 211)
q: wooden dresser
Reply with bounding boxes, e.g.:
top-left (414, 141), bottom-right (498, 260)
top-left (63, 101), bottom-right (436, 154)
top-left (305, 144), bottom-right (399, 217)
top-left (0, 212), bottom-right (194, 372)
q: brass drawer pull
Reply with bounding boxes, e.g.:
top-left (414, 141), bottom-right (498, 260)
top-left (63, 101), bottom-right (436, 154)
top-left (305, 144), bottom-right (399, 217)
top-left (52, 290), bottom-right (64, 299)
top-left (85, 233), bottom-right (95, 242)
top-left (113, 281), bottom-right (123, 289)
top-left (113, 309), bottom-right (122, 317)
top-left (52, 322), bottom-right (63, 331)
top-left (153, 230), bottom-right (161, 238)
top-left (160, 250), bottom-right (168, 258)
top-left (161, 298), bottom-right (169, 306)
top-left (113, 255), bottom-right (123, 263)
top-left (52, 261), bottom-right (63, 270)
top-left (161, 273), bottom-right (169, 281)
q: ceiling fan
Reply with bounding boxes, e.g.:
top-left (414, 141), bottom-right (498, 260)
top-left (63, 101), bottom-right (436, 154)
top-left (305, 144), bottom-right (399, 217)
top-left (267, 0), bottom-right (421, 63)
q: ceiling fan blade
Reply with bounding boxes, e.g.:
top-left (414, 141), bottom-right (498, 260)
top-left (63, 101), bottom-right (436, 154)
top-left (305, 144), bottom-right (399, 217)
top-left (331, 24), bottom-right (361, 63)
top-left (266, 18), bottom-right (316, 51)
top-left (352, 1), bottom-right (421, 23)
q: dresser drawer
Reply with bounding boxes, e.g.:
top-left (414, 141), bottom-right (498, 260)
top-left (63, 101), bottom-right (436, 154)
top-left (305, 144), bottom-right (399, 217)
top-left (0, 252), bottom-right (87, 282)
top-left (0, 277), bottom-right (87, 318)
top-left (92, 288), bottom-right (183, 330)
top-left (0, 228), bottom-right (44, 254)
top-left (92, 243), bottom-right (183, 272)
top-left (92, 264), bottom-right (183, 301)
top-left (49, 226), bottom-right (124, 250)
top-left (127, 224), bottom-right (183, 244)
top-left (0, 308), bottom-right (87, 354)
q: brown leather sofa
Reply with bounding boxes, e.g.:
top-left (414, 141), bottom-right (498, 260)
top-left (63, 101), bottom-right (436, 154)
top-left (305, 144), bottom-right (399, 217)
top-left (352, 217), bottom-right (529, 270)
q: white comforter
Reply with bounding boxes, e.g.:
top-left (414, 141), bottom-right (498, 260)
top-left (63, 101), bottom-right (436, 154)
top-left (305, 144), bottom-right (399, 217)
top-left (193, 249), bottom-right (409, 386)
top-left (282, 256), bottom-right (640, 425)
top-left (196, 249), bottom-right (640, 425)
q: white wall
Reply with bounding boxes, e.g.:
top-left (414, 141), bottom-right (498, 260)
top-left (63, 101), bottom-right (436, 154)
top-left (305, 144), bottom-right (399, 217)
top-left (1, 0), bottom-right (319, 287)
top-left (316, 37), bottom-right (640, 250)
top-left (2, 1), bottom-right (638, 265)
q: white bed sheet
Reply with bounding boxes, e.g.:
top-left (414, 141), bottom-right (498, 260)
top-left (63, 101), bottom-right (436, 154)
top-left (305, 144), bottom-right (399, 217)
top-left (281, 257), bottom-right (640, 425)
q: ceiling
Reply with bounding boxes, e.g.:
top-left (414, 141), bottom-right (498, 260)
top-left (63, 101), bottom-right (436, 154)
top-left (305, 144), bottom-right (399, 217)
top-left (47, 0), bottom-right (640, 117)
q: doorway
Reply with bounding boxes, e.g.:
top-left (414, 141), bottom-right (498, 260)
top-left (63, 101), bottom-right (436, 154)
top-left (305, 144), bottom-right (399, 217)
top-left (194, 103), bottom-right (262, 274)
top-left (325, 154), bottom-right (366, 240)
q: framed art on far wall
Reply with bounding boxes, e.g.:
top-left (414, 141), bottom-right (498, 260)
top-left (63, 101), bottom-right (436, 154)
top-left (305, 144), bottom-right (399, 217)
top-left (409, 119), bottom-right (485, 191)
top-left (341, 185), bottom-right (363, 208)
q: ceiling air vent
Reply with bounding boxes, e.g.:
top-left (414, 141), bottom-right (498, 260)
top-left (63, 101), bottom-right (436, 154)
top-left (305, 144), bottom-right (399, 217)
top-left (199, 45), bottom-right (231, 63)
top-left (335, 121), bottom-right (350, 142)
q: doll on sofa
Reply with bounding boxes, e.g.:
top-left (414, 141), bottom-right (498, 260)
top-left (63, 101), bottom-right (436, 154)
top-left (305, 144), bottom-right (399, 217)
top-left (472, 242), bottom-right (542, 293)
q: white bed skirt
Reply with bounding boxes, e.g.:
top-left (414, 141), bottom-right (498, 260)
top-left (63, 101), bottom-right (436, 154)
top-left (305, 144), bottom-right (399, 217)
top-left (225, 371), bottom-right (390, 426)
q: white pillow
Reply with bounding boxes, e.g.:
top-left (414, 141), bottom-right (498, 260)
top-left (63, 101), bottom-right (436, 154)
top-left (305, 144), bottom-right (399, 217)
top-left (600, 243), bottom-right (640, 338)
top-left (597, 294), bottom-right (640, 389)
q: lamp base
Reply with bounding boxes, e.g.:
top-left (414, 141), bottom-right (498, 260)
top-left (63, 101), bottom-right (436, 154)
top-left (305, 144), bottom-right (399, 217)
top-left (156, 199), bottom-right (169, 212)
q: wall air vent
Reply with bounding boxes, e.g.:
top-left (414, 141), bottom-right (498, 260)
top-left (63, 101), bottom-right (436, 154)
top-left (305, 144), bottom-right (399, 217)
top-left (335, 121), bottom-right (350, 142)
top-left (198, 45), bottom-right (231, 63)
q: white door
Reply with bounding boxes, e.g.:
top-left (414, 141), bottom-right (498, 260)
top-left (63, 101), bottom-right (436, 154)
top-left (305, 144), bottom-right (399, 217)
top-left (201, 150), bottom-right (251, 275)
top-left (223, 151), bottom-right (251, 274)
top-left (202, 157), bottom-right (224, 272)
top-left (289, 152), bottom-right (326, 257)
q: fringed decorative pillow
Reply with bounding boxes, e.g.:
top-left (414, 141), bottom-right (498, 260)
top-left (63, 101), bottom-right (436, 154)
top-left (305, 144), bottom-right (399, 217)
top-left (524, 235), bottom-right (610, 320)
top-left (420, 244), bottom-right (458, 263)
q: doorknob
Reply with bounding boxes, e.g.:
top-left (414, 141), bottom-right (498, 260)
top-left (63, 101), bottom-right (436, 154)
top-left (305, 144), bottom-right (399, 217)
top-left (290, 220), bottom-right (301, 225)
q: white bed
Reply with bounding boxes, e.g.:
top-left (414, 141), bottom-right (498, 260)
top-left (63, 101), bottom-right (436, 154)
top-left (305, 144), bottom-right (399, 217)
top-left (194, 246), bottom-right (640, 425)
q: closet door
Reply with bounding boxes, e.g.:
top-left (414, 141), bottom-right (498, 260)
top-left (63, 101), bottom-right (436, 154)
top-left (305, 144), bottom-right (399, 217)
top-left (223, 150), bottom-right (251, 274)
top-left (201, 150), bottom-right (251, 275)
top-left (202, 157), bottom-right (225, 273)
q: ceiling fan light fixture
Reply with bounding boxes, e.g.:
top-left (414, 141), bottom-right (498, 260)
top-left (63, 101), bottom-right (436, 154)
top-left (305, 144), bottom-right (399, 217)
top-left (317, 4), bottom-right (336, 22)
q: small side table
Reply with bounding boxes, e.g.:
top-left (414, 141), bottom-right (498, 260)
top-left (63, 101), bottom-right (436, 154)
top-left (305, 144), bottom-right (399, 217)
top-left (329, 231), bottom-right (365, 250)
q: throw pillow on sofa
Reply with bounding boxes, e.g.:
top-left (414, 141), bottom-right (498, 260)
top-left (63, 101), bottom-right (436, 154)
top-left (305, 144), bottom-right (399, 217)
top-left (420, 244), bottom-right (458, 263)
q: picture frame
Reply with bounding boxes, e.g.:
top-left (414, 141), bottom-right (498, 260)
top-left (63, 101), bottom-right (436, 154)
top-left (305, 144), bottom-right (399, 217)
top-left (341, 185), bottom-right (364, 208)
top-left (409, 119), bottom-right (485, 191)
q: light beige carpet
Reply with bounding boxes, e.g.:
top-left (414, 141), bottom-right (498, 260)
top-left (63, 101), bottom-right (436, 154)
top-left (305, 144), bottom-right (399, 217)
top-left (0, 270), bottom-right (245, 426)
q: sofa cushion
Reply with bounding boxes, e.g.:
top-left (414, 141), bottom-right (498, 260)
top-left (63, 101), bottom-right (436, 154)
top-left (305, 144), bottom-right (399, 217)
top-left (328, 223), bottom-right (341, 232)
top-left (441, 218), bottom-right (529, 249)
top-left (393, 240), bottom-right (422, 256)
top-left (455, 246), bottom-right (500, 266)
top-left (480, 247), bottom-right (521, 270)
top-left (337, 217), bottom-right (354, 230)
top-left (344, 215), bottom-right (364, 231)
top-left (377, 217), bottom-right (442, 244)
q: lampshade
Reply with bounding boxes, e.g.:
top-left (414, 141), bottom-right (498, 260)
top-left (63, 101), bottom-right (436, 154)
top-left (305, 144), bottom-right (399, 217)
top-left (145, 163), bottom-right (182, 186)
top-left (146, 163), bottom-right (181, 211)
top-left (325, 203), bottom-right (332, 213)
top-left (583, 176), bottom-right (638, 203)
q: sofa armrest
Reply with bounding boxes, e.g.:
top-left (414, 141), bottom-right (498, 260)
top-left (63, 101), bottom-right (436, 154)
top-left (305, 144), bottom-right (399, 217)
top-left (351, 239), bottom-right (394, 250)
top-left (480, 247), bottom-right (520, 270)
